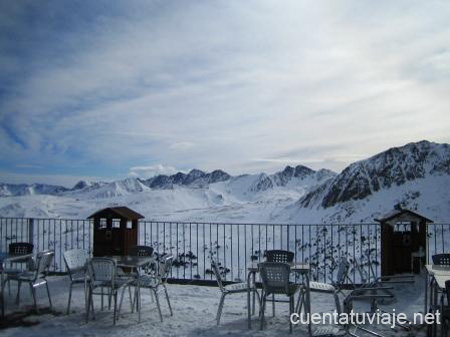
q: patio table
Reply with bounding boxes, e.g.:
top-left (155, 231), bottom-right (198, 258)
top-left (0, 252), bottom-right (33, 319)
top-left (110, 255), bottom-right (155, 323)
top-left (424, 264), bottom-right (450, 337)
top-left (247, 262), bottom-right (311, 335)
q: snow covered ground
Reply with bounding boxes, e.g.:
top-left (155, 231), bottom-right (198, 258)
top-left (1, 273), bottom-right (433, 337)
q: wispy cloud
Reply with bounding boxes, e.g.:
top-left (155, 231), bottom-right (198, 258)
top-left (128, 164), bottom-right (179, 179)
top-left (0, 0), bottom-right (449, 184)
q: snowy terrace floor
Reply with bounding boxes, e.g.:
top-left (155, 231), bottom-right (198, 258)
top-left (0, 274), bottom-right (433, 337)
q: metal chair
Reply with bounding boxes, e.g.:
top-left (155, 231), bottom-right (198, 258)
top-left (342, 286), bottom-right (395, 337)
top-left (129, 245), bottom-right (154, 257)
top-left (211, 259), bottom-right (260, 325)
top-left (444, 280), bottom-right (450, 337)
top-left (124, 254), bottom-right (174, 322)
top-left (85, 257), bottom-right (133, 325)
top-left (258, 262), bottom-right (301, 333)
top-left (265, 249), bottom-right (295, 316)
top-left (307, 257), bottom-right (351, 315)
top-left (433, 254), bottom-right (450, 266)
top-left (8, 250), bottom-right (54, 312)
top-left (3, 242), bottom-right (34, 274)
top-left (63, 249), bottom-right (89, 314)
top-left (2, 242), bottom-right (34, 297)
top-left (266, 250), bottom-right (294, 263)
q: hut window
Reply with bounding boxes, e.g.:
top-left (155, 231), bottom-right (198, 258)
top-left (112, 219), bottom-right (121, 228)
top-left (126, 221), bottom-right (132, 229)
top-left (99, 219), bottom-right (107, 229)
top-left (394, 222), bottom-right (411, 233)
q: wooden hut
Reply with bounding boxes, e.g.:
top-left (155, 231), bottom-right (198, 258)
top-left (375, 207), bottom-right (432, 276)
top-left (88, 206), bottom-right (144, 257)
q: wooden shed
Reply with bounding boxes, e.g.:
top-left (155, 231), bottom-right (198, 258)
top-left (88, 206), bottom-right (144, 257)
top-left (375, 207), bottom-right (432, 276)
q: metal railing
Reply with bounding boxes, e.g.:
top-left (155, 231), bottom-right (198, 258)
top-left (0, 218), bottom-right (449, 284)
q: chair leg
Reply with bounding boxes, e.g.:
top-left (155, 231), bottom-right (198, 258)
top-left (334, 292), bottom-right (341, 314)
top-left (289, 296), bottom-right (294, 334)
top-left (16, 281), bottom-right (22, 305)
top-left (128, 285), bottom-right (133, 312)
top-left (252, 289), bottom-right (256, 315)
top-left (30, 283), bottom-right (38, 313)
top-left (45, 281), bottom-right (52, 309)
top-left (86, 289), bottom-right (91, 323)
top-left (163, 286), bottom-right (173, 316)
top-left (113, 292), bottom-right (117, 325)
top-left (260, 293), bottom-right (266, 330)
top-left (154, 289), bottom-right (163, 322)
top-left (272, 293), bottom-right (275, 317)
top-left (254, 289), bottom-right (261, 315)
top-left (118, 286), bottom-right (127, 319)
top-left (216, 293), bottom-right (226, 325)
top-left (296, 290), bottom-right (304, 314)
top-left (67, 282), bottom-right (73, 314)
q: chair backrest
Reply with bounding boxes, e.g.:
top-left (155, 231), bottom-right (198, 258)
top-left (266, 250), bottom-right (294, 263)
top-left (34, 250), bottom-right (54, 281)
top-left (258, 262), bottom-right (291, 295)
top-left (336, 257), bottom-right (351, 284)
top-left (63, 249), bottom-right (89, 279)
top-left (159, 255), bottom-right (173, 284)
top-left (432, 254), bottom-right (450, 266)
top-left (88, 258), bottom-right (116, 285)
top-left (9, 242), bottom-right (34, 255)
top-left (129, 245), bottom-right (154, 257)
top-left (211, 260), bottom-right (225, 291)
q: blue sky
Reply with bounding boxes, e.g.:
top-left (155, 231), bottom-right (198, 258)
top-left (1, 0), bottom-right (449, 187)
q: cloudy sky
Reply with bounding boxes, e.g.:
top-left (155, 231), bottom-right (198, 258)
top-left (1, 0), bottom-right (449, 187)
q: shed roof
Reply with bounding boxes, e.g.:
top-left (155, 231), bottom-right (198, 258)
top-left (87, 206), bottom-right (144, 220)
top-left (374, 208), bottom-right (433, 223)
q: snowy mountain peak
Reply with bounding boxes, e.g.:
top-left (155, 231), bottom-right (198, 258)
top-left (300, 140), bottom-right (450, 209)
top-left (72, 180), bottom-right (91, 190)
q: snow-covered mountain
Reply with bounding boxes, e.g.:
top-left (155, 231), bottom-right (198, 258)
top-left (0, 140), bottom-right (449, 223)
top-left (0, 183), bottom-right (69, 197)
top-left (300, 141), bottom-right (450, 208)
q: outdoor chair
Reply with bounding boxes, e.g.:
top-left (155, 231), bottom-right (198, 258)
top-left (265, 250), bottom-right (294, 316)
top-left (129, 245), bottom-right (154, 257)
top-left (258, 262), bottom-right (302, 333)
top-left (7, 250), bottom-right (54, 312)
top-left (129, 245), bottom-right (155, 275)
top-left (2, 242), bottom-right (34, 296)
top-left (63, 249), bottom-right (89, 314)
top-left (211, 259), bottom-right (260, 325)
top-left (266, 250), bottom-right (294, 263)
top-left (85, 257), bottom-right (133, 325)
top-left (122, 254), bottom-right (174, 322)
top-left (342, 286), bottom-right (396, 337)
top-left (443, 280), bottom-right (450, 337)
top-left (3, 242), bottom-right (34, 274)
top-left (432, 254), bottom-right (450, 266)
top-left (305, 257), bottom-right (351, 315)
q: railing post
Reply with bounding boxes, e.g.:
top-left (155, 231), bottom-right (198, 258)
top-left (28, 218), bottom-right (34, 250)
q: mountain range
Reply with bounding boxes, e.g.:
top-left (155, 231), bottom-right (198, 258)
top-left (0, 140), bottom-right (449, 223)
